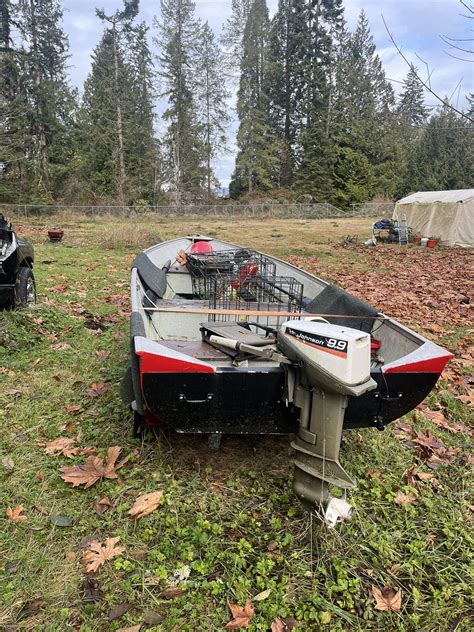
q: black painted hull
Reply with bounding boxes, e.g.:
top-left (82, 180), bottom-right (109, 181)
top-left (141, 366), bottom-right (440, 434)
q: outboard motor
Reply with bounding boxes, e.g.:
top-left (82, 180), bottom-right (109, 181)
top-left (278, 319), bottom-right (376, 525)
top-left (209, 317), bottom-right (377, 526)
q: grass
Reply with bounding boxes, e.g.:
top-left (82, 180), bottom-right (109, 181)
top-left (0, 216), bottom-right (472, 630)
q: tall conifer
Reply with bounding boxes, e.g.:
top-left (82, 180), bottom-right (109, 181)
top-left (231, 0), bottom-right (277, 196)
top-left (154, 0), bottom-right (205, 200)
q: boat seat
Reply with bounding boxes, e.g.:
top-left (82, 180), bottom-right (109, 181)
top-left (305, 285), bottom-right (378, 333)
top-left (201, 321), bottom-right (275, 346)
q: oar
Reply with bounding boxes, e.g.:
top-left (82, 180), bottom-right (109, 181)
top-left (142, 306), bottom-right (384, 319)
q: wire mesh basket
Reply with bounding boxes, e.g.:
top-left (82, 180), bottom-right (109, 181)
top-left (209, 274), bottom-right (303, 321)
top-left (186, 249), bottom-right (276, 300)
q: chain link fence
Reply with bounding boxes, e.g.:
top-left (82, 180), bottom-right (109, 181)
top-left (0, 201), bottom-right (394, 219)
top-left (350, 202), bottom-right (395, 217)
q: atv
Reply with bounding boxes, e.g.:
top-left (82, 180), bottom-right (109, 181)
top-left (0, 215), bottom-right (36, 309)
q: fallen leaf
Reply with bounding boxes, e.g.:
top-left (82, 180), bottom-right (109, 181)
top-left (17, 598), bottom-right (47, 620)
top-left (415, 471), bottom-right (438, 483)
top-left (1, 456), bottom-right (15, 471)
top-left (367, 468), bottom-right (384, 482)
top-left (39, 437), bottom-right (77, 457)
top-left (127, 491), bottom-right (163, 519)
top-left (371, 585), bottom-right (402, 612)
top-left (49, 515), bottom-right (73, 527)
top-left (94, 496), bottom-right (112, 515)
top-left (427, 446), bottom-right (461, 465)
top-left (224, 599), bottom-right (254, 629)
top-left (458, 393), bottom-right (474, 407)
top-left (51, 342), bottom-right (72, 351)
top-left (159, 587), bottom-right (185, 599)
top-left (394, 491), bottom-right (417, 506)
top-left (116, 625), bottom-right (141, 632)
top-left (60, 446), bottom-right (129, 488)
top-left (65, 404), bottom-right (83, 414)
top-left (108, 603), bottom-right (132, 622)
top-left (81, 536), bottom-right (125, 574)
top-left (85, 382), bottom-right (109, 397)
top-left (253, 588), bottom-right (271, 601)
top-left (143, 611), bottom-right (163, 626)
top-left (6, 505), bottom-right (27, 522)
top-left (95, 349), bottom-right (110, 359)
top-left (271, 619), bottom-right (296, 632)
top-left (412, 430), bottom-right (445, 450)
top-left (425, 409), bottom-right (472, 436)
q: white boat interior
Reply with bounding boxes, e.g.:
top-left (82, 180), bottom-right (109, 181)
top-left (132, 236), bottom-right (426, 370)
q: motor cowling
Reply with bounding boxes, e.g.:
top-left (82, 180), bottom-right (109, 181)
top-left (278, 319), bottom-right (376, 397)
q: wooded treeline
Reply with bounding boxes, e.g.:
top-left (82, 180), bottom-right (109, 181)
top-left (0, 0), bottom-right (472, 206)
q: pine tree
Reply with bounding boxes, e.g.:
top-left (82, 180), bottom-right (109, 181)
top-left (401, 102), bottom-right (473, 193)
top-left (194, 21), bottom-right (230, 198)
top-left (398, 65), bottom-right (429, 127)
top-left (125, 22), bottom-right (159, 202)
top-left (221, 0), bottom-right (253, 78)
top-left (231, 0), bottom-right (278, 196)
top-left (15, 0), bottom-right (77, 198)
top-left (78, 30), bottom-right (131, 197)
top-left (294, 0), bottom-right (344, 199)
top-left (267, 0), bottom-right (307, 187)
top-left (96, 0), bottom-right (140, 202)
top-left (0, 0), bottom-right (29, 201)
top-left (154, 0), bottom-right (205, 201)
top-left (331, 11), bottom-right (402, 205)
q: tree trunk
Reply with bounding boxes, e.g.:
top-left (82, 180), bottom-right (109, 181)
top-left (112, 21), bottom-right (126, 203)
top-left (30, 0), bottom-right (49, 189)
top-left (206, 64), bottom-right (211, 199)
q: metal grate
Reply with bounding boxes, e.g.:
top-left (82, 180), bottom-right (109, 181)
top-left (209, 273), bottom-right (303, 321)
top-left (186, 248), bottom-right (303, 322)
top-left (186, 249), bottom-right (276, 301)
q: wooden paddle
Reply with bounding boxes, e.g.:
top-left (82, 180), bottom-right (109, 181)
top-left (142, 306), bottom-right (384, 319)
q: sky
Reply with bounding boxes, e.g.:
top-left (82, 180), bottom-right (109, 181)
top-left (62, 0), bottom-right (474, 187)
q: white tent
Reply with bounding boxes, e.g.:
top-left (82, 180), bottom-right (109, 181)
top-left (393, 189), bottom-right (474, 247)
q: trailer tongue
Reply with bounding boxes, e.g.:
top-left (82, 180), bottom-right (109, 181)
top-left (209, 317), bottom-right (377, 525)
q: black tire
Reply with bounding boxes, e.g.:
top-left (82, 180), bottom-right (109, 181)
top-left (14, 267), bottom-right (36, 308)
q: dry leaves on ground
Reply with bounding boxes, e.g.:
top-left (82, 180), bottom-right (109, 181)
top-left (424, 409), bottom-right (473, 436)
top-left (51, 342), bottom-right (72, 351)
top-left (371, 585), bottom-right (402, 612)
top-left (224, 600), bottom-right (254, 629)
top-left (94, 496), bottom-right (113, 515)
top-left (85, 382), bottom-right (109, 397)
top-left (60, 446), bottom-right (129, 488)
top-left (6, 505), bottom-right (27, 522)
top-left (159, 587), bottom-right (185, 599)
top-left (127, 491), bottom-right (163, 519)
top-left (81, 536), bottom-right (125, 574)
top-left (394, 422), bottom-right (463, 465)
top-left (394, 491), bottom-right (417, 506)
top-left (38, 437), bottom-right (96, 459)
top-left (271, 617), bottom-right (298, 631)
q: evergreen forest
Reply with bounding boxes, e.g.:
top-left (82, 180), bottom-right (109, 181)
top-left (0, 0), bottom-right (472, 207)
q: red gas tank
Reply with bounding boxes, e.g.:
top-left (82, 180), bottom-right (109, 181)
top-left (190, 241), bottom-right (214, 254)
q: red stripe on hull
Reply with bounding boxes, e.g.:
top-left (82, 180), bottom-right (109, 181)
top-left (137, 351), bottom-right (216, 374)
top-left (384, 354), bottom-right (453, 374)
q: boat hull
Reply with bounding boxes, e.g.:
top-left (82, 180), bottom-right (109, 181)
top-left (139, 365), bottom-right (442, 434)
top-left (125, 236), bottom-right (453, 435)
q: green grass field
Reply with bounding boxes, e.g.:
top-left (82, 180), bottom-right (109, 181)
top-left (1, 216), bottom-right (472, 631)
